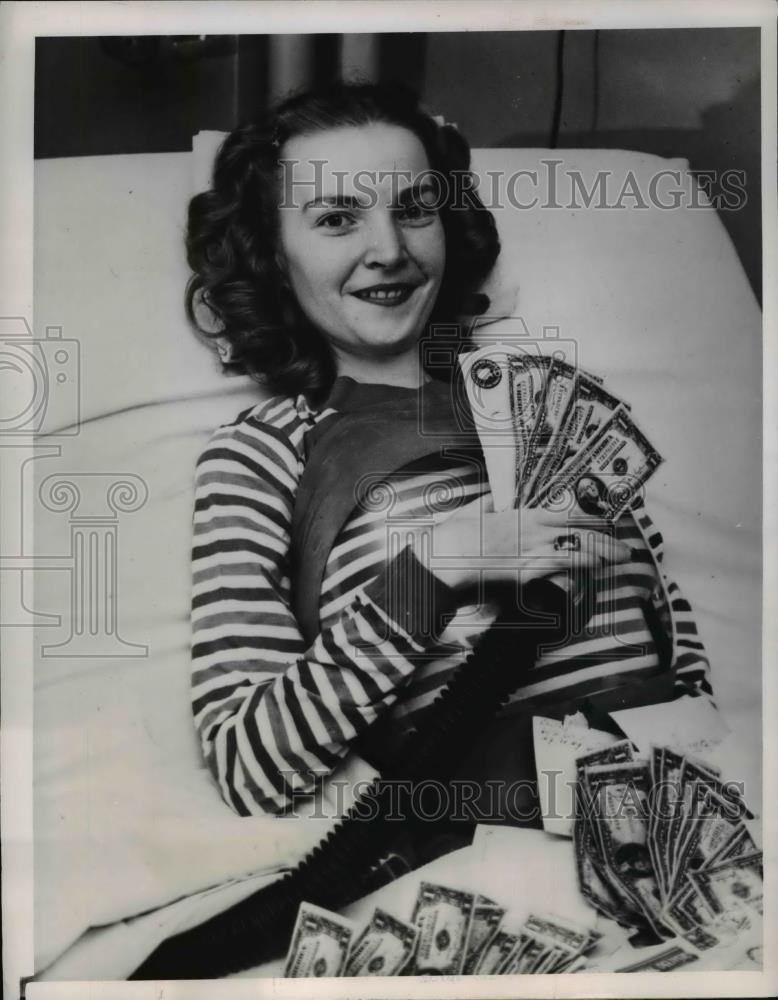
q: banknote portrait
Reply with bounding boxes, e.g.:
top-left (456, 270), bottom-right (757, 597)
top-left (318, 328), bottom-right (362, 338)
top-left (574, 475), bottom-right (610, 517)
top-left (1, 2), bottom-right (775, 1000)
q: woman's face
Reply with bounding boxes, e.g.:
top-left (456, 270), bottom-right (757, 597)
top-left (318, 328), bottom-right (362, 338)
top-left (276, 123), bottom-right (446, 371)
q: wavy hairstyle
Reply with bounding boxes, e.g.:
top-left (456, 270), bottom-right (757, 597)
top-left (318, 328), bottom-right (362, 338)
top-left (185, 81), bottom-right (500, 401)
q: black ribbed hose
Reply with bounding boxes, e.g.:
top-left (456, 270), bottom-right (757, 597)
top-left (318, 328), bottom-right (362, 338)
top-left (130, 578), bottom-right (575, 980)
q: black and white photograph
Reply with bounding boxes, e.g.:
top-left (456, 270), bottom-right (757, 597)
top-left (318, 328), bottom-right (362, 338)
top-left (1, 1), bottom-right (776, 997)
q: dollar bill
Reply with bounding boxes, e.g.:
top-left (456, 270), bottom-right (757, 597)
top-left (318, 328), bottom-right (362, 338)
top-left (505, 912), bottom-right (597, 974)
top-left (574, 743), bottom-right (646, 927)
top-left (667, 779), bottom-right (704, 896)
top-left (703, 822), bottom-right (758, 868)
top-left (688, 852), bottom-right (763, 922)
top-left (525, 363), bottom-right (625, 502)
top-left (284, 901), bottom-right (355, 978)
top-left (504, 932), bottom-right (549, 974)
top-left (532, 405), bottom-right (663, 519)
top-left (615, 944), bottom-right (699, 972)
top-left (533, 947), bottom-right (567, 974)
top-left (575, 839), bottom-right (637, 925)
top-left (344, 907), bottom-right (417, 977)
top-left (661, 872), bottom-right (729, 942)
top-left (460, 348), bottom-right (519, 510)
top-left (583, 760), bottom-right (670, 936)
top-left (679, 754), bottom-right (752, 819)
top-left (680, 923), bottom-right (722, 952)
top-left (651, 746), bottom-right (685, 898)
top-left (410, 882), bottom-right (474, 975)
top-left (669, 786), bottom-right (744, 902)
top-left (521, 357), bottom-right (578, 503)
top-left (663, 887), bottom-right (708, 937)
top-left (506, 353), bottom-right (548, 500)
top-left (475, 929), bottom-right (520, 974)
top-left (577, 740), bottom-right (636, 773)
top-left (462, 897), bottom-right (505, 975)
top-left (524, 911), bottom-right (596, 956)
top-left (667, 756), bottom-right (751, 892)
top-left (647, 746), bottom-right (668, 896)
top-left (549, 372), bottom-right (628, 482)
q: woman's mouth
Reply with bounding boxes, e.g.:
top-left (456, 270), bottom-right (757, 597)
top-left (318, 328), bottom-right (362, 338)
top-left (351, 283), bottom-right (417, 306)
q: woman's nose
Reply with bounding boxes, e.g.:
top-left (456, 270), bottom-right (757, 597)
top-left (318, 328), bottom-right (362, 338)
top-left (363, 215), bottom-right (408, 268)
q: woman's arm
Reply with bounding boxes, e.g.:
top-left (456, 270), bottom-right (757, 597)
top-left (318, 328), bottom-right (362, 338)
top-left (633, 506), bottom-right (715, 702)
top-left (190, 398), bottom-right (458, 817)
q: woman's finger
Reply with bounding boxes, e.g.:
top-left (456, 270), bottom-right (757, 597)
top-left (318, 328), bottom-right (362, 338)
top-left (568, 531), bottom-right (631, 564)
top-left (526, 528), bottom-right (630, 563)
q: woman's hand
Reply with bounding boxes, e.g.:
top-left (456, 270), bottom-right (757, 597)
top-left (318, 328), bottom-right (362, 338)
top-left (421, 495), bottom-right (631, 592)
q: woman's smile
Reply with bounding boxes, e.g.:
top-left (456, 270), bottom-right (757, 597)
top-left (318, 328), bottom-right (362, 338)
top-left (350, 282), bottom-right (419, 305)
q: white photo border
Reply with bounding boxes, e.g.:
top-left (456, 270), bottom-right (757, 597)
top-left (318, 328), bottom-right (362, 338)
top-left (1, 2), bottom-right (775, 998)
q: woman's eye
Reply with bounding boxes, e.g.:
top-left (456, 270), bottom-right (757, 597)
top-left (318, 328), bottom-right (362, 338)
top-left (398, 203), bottom-right (437, 224)
top-left (316, 212), bottom-right (356, 232)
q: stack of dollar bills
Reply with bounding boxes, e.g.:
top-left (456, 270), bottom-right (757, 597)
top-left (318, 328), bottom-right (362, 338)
top-left (461, 348), bottom-right (663, 515)
top-left (284, 888), bottom-right (602, 977)
top-left (574, 739), bottom-right (762, 952)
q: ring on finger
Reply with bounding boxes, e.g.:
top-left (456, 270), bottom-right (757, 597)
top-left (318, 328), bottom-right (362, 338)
top-left (553, 532), bottom-right (581, 553)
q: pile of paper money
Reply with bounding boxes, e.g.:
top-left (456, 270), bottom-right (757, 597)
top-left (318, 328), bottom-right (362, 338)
top-left (283, 887), bottom-right (602, 977)
top-left (574, 739), bottom-right (763, 952)
top-left (460, 347), bottom-right (662, 515)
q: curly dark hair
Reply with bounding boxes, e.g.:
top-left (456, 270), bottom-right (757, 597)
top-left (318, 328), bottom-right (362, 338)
top-left (185, 80), bottom-right (500, 401)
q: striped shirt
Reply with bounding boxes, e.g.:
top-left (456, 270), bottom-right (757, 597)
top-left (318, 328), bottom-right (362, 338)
top-left (191, 392), bottom-right (713, 817)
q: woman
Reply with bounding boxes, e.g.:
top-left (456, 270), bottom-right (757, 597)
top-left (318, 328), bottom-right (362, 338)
top-left (186, 82), bottom-right (712, 838)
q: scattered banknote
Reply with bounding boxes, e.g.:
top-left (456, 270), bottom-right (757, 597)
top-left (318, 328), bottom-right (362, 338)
top-left (283, 901), bottom-right (355, 978)
top-left (580, 759), bottom-right (668, 937)
top-left (615, 943), bottom-right (700, 973)
top-left (475, 929), bottom-right (522, 974)
top-left (284, 896), bottom-right (601, 977)
top-left (344, 906), bottom-right (417, 976)
top-left (499, 911), bottom-right (600, 974)
top-left (462, 895), bottom-right (506, 974)
top-left (410, 881), bottom-right (475, 975)
top-left (688, 852), bottom-right (763, 925)
top-left (573, 742), bottom-right (762, 952)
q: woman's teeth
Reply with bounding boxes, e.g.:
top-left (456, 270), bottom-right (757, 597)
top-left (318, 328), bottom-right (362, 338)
top-left (355, 286), bottom-right (413, 303)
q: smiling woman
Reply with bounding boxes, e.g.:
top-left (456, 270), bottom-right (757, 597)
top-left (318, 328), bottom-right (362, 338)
top-left (185, 82), bottom-right (498, 400)
top-left (184, 81), bottom-right (711, 859)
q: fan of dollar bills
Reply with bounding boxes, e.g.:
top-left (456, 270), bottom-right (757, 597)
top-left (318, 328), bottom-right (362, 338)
top-left (574, 740), bottom-right (762, 953)
top-left (284, 887), bottom-right (602, 977)
top-left (460, 347), bottom-right (663, 516)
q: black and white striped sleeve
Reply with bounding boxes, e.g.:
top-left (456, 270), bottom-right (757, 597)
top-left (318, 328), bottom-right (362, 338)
top-left (636, 508), bottom-right (715, 703)
top-left (190, 399), bottom-right (456, 816)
